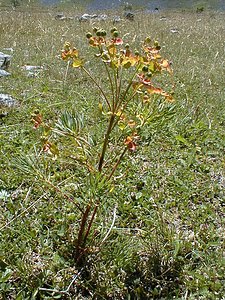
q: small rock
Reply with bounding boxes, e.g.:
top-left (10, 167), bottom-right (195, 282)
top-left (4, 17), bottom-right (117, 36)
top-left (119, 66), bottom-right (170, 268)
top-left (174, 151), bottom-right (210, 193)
top-left (97, 14), bottom-right (108, 21)
top-left (0, 94), bottom-right (17, 107)
top-left (2, 48), bottom-right (14, 53)
top-left (79, 14), bottom-right (98, 22)
top-left (0, 52), bottom-right (12, 70)
top-left (55, 13), bottom-right (64, 20)
top-left (124, 12), bottom-right (134, 21)
top-left (113, 16), bottom-right (122, 24)
top-left (0, 69), bottom-right (10, 77)
top-left (170, 29), bottom-right (179, 33)
top-left (21, 65), bottom-right (44, 77)
top-left (55, 13), bottom-right (74, 21)
top-left (21, 65), bottom-right (43, 71)
top-left (78, 13), bottom-right (107, 22)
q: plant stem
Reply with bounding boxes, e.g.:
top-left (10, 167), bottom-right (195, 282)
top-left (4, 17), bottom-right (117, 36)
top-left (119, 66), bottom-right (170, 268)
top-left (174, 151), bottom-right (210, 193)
top-left (98, 114), bottom-right (115, 172)
top-left (116, 67), bottom-right (123, 106)
top-left (83, 203), bottom-right (98, 246)
top-left (107, 147), bottom-right (127, 181)
top-left (115, 64), bottom-right (140, 111)
top-left (75, 203), bottom-right (91, 262)
top-left (104, 63), bottom-right (115, 112)
top-left (63, 60), bottom-right (70, 89)
top-left (111, 89), bottom-right (138, 132)
top-left (45, 179), bottom-right (83, 213)
top-left (82, 66), bottom-right (111, 110)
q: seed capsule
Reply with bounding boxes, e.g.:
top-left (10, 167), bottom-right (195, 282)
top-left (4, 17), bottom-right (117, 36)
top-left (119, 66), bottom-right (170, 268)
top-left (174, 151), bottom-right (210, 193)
top-left (93, 27), bottom-right (99, 33)
top-left (110, 27), bottom-right (117, 33)
top-left (86, 32), bottom-right (92, 39)
top-left (101, 30), bottom-right (107, 37)
top-left (113, 31), bottom-right (119, 37)
top-left (142, 65), bottom-right (149, 72)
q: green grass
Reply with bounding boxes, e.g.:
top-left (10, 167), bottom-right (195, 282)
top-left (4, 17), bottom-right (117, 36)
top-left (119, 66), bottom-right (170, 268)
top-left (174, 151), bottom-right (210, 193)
top-left (0, 3), bottom-right (225, 299)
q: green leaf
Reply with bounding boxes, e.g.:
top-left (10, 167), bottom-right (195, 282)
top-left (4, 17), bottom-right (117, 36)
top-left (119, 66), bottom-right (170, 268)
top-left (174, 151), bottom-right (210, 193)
top-left (122, 61), bottom-right (132, 69)
top-left (0, 259), bottom-right (7, 271)
top-left (175, 135), bottom-right (190, 146)
top-left (0, 268), bottom-right (13, 283)
top-left (49, 143), bottom-right (59, 156)
top-left (72, 58), bottom-right (83, 68)
top-left (173, 239), bottom-right (180, 257)
top-left (55, 110), bottom-right (84, 136)
top-left (148, 61), bottom-right (156, 72)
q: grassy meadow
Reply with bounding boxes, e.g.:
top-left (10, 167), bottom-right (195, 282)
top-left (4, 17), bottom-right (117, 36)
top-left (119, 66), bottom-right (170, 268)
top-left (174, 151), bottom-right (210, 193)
top-left (0, 3), bottom-right (225, 299)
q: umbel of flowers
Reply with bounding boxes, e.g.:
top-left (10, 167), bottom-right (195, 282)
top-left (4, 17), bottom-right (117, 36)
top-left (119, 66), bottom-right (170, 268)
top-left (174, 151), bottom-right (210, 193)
top-left (60, 27), bottom-right (174, 170)
top-left (62, 27), bottom-right (173, 102)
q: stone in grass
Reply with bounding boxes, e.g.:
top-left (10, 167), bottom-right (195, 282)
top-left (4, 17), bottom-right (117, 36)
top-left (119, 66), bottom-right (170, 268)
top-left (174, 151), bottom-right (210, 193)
top-left (113, 16), bottom-right (122, 24)
top-left (21, 65), bottom-right (43, 71)
top-left (170, 28), bottom-right (179, 33)
top-left (79, 14), bottom-right (98, 22)
top-left (95, 14), bottom-right (107, 21)
top-left (78, 13), bottom-right (108, 22)
top-left (0, 94), bottom-right (18, 108)
top-left (55, 13), bottom-right (74, 21)
top-left (0, 52), bottom-right (11, 70)
top-left (55, 13), bottom-right (64, 20)
top-left (21, 65), bottom-right (44, 78)
top-left (0, 69), bottom-right (10, 77)
top-left (124, 12), bottom-right (134, 21)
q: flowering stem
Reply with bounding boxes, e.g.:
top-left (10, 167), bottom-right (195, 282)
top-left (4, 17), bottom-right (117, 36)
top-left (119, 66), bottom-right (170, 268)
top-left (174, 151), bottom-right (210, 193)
top-left (75, 203), bottom-right (91, 262)
top-left (111, 89), bottom-right (138, 132)
top-left (45, 179), bottom-right (83, 213)
top-left (116, 67), bottom-right (123, 106)
top-left (98, 114), bottom-right (115, 172)
top-left (83, 203), bottom-right (98, 246)
top-left (104, 63), bottom-right (115, 112)
top-left (113, 68), bottom-right (119, 110)
top-left (82, 66), bottom-right (111, 110)
top-left (63, 60), bottom-right (70, 89)
top-left (115, 64), bottom-right (140, 111)
top-left (107, 147), bottom-right (127, 181)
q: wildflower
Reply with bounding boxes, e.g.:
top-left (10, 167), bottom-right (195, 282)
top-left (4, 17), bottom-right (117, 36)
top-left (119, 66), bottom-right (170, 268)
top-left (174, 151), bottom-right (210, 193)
top-left (137, 73), bottom-right (151, 85)
top-left (111, 38), bottom-right (123, 45)
top-left (142, 92), bottom-right (150, 103)
top-left (43, 142), bottom-right (51, 153)
top-left (124, 136), bottom-right (137, 152)
top-left (61, 45), bottom-right (79, 60)
top-left (127, 120), bottom-right (136, 128)
top-left (32, 113), bottom-right (42, 129)
top-left (43, 141), bottom-right (59, 156)
top-left (89, 36), bottom-right (106, 47)
top-left (160, 59), bottom-right (173, 74)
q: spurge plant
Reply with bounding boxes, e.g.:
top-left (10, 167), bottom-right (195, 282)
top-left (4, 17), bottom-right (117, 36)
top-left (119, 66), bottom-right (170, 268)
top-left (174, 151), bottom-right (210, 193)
top-left (21, 27), bottom-right (174, 267)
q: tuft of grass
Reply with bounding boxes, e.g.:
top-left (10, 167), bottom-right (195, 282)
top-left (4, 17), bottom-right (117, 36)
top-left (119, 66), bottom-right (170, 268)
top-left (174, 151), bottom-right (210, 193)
top-left (0, 3), bottom-right (224, 299)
